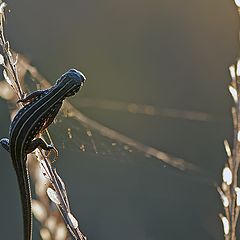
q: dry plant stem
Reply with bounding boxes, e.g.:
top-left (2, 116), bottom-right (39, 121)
top-left (37, 151), bottom-right (86, 240)
top-left (232, 101), bottom-right (239, 238)
top-left (233, 79), bottom-right (240, 229)
top-left (0, 6), bottom-right (24, 99)
top-left (0, 3), bottom-right (86, 239)
top-left (219, 64), bottom-right (240, 240)
top-left (229, 7), bottom-right (240, 236)
top-left (230, 105), bottom-right (238, 239)
top-left (217, 2), bottom-right (240, 240)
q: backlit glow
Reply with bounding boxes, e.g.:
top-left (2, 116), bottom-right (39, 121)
top-left (237, 59), bottom-right (240, 76)
top-left (222, 167), bottom-right (232, 185)
top-left (229, 65), bottom-right (236, 81)
top-left (238, 131), bottom-right (240, 142)
top-left (217, 187), bottom-right (229, 207)
top-left (224, 140), bottom-right (231, 157)
top-left (229, 86), bottom-right (238, 103)
top-left (235, 0), bottom-right (240, 7)
top-left (235, 187), bottom-right (240, 206)
top-left (220, 216), bottom-right (229, 235)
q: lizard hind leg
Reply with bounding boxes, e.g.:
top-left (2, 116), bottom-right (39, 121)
top-left (0, 138), bottom-right (10, 152)
top-left (26, 138), bottom-right (58, 161)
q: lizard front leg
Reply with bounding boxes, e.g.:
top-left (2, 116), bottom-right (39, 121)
top-left (17, 89), bottom-right (46, 104)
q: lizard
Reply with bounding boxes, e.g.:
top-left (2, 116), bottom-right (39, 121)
top-left (0, 68), bottom-right (86, 240)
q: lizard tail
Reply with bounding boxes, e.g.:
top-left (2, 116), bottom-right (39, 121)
top-left (15, 160), bottom-right (32, 240)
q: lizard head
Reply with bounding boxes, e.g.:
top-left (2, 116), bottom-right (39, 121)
top-left (56, 69), bottom-right (86, 97)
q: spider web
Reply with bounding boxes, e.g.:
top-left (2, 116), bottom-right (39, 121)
top-left (16, 55), bottom-right (208, 173)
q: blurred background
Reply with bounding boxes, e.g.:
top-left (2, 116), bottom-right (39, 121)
top-left (0, 0), bottom-right (238, 239)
